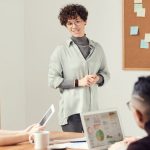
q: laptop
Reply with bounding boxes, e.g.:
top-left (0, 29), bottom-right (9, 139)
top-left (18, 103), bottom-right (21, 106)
top-left (80, 109), bottom-right (124, 150)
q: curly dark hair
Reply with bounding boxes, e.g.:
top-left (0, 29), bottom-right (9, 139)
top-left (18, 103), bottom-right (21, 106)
top-left (58, 4), bottom-right (88, 26)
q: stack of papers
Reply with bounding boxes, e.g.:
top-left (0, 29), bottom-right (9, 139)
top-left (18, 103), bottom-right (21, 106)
top-left (49, 137), bottom-right (88, 149)
top-left (49, 137), bottom-right (86, 144)
top-left (49, 142), bottom-right (88, 149)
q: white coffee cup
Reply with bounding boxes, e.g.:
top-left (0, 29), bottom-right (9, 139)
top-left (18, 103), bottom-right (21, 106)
top-left (29, 130), bottom-right (49, 150)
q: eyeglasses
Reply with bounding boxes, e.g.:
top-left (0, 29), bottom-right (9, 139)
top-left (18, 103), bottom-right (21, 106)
top-left (126, 101), bottom-right (137, 111)
top-left (66, 19), bottom-right (83, 27)
top-left (126, 101), bottom-right (131, 110)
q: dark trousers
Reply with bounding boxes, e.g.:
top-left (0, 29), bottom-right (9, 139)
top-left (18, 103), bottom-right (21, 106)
top-left (61, 114), bottom-right (83, 133)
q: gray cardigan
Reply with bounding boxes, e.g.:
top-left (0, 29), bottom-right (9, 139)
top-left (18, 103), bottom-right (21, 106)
top-left (48, 38), bottom-right (110, 125)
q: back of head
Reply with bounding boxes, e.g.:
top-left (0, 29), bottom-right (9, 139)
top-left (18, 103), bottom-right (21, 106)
top-left (132, 76), bottom-right (150, 117)
top-left (58, 4), bottom-right (88, 26)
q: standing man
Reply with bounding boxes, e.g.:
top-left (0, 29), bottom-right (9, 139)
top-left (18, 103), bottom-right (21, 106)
top-left (48, 4), bottom-right (110, 132)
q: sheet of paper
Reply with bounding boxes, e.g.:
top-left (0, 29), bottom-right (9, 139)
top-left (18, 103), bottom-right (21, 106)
top-left (49, 142), bottom-right (88, 149)
top-left (67, 142), bottom-right (88, 149)
top-left (134, 3), bottom-right (143, 13)
top-left (49, 137), bottom-right (86, 144)
top-left (49, 143), bottom-right (68, 149)
top-left (130, 26), bottom-right (138, 35)
top-left (144, 33), bottom-right (150, 42)
top-left (134, 0), bottom-right (142, 3)
top-left (137, 8), bottom-right (145, 17)
top-left (140, 39), bottom-right (149, 49)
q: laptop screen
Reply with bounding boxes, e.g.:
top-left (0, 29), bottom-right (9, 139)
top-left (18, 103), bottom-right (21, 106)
top-left (81, 110), bottom-right (124, 150)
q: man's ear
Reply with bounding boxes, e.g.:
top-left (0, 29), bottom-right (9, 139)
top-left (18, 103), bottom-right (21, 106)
top-left (135, 109), bottom-right (144, 128)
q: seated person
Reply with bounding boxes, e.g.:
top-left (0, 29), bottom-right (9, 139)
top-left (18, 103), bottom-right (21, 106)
top-left (109, 76), bottom-right (150, 150)
top-left (0, 124), bottom-right (44, 146)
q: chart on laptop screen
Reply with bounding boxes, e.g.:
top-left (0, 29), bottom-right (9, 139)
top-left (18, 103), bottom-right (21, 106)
top-left (82, 111), bottom-right (123, 148)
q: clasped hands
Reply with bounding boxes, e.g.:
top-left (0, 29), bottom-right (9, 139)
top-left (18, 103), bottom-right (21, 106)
top-left (78, 74), bottom-right (100, 87)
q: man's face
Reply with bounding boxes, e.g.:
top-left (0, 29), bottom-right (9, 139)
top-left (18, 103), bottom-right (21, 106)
top-left (66, 16), bottom-right (86, 37)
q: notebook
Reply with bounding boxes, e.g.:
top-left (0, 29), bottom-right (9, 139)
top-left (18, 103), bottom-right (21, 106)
top-left (80, 109), bottom-right (124, 150)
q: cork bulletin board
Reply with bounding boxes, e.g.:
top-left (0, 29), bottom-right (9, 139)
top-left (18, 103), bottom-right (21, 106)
top-left (123, 0), bottom-right (150, 70)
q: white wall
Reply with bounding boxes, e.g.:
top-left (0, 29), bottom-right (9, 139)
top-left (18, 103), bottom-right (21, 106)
top-left (24, 0), bottom-right (64, 131)
top-left (24, 0), bottom-right (150, 136)
top-left (1, 0), bottom-right (150, 137)
top-left (0, 0), bottom-right (25, 129)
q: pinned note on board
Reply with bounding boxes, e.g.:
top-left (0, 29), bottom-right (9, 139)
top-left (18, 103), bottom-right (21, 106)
top-left (137, 8), bottom-right (145, 17)
top-left (140, 39), bottom-right (149, 49)
top-left (130, 26), bottom-right (139, 35)
top-left (134, 3), bottom-right (143, 12)
top-left (134, 0), bottom-right (142, 3)
top-left (144, 33), bottom-right (150, 42)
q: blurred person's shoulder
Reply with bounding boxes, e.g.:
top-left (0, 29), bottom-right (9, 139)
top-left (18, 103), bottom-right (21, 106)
top-left (127, 136), bottom-right (150, 150)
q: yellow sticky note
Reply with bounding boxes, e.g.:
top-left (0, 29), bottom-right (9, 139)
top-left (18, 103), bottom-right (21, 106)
top-left (134, 0), bottom-right (142, 3)
top-left (137, 8), bottom-right (145, 17)
top-left (145, 33), bottom-right (150, 42)
top-left (134, 4), bottom-right (143, 13)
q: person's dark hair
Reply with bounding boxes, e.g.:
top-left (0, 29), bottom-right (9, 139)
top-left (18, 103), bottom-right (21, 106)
top-left (58, 4), bottom-right (88, 26)
top-left (133, 76), bottom-right (150, 107)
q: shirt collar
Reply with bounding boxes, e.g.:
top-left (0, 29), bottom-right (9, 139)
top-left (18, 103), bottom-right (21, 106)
top-left (66, 38), bottom-right (95, 49)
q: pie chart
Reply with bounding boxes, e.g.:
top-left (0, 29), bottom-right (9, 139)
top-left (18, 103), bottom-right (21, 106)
top-left (96, 129), bottom-right (104, 141)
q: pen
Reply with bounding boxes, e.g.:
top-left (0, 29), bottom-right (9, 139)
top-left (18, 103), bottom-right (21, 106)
top-left (70, 140), bottom-right (86, 143)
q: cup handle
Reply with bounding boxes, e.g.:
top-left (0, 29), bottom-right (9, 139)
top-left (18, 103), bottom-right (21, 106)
top-left (29, 133), bottom-right (34, 144)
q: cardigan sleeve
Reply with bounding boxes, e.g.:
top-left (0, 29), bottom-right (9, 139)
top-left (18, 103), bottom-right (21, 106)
top-left (48, 46), bottom-right (78, 89)
top-left (58, 80), bottom-right (75, 89)
top-left (48, 46), bottom-right (64, 89)
top-left (97, 46), bottom-right (110, 86)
